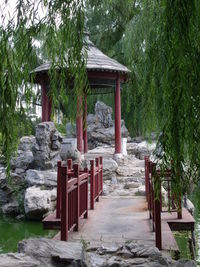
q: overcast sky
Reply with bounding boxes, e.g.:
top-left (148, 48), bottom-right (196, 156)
top-left (0, 0), bottom-right (47, 27)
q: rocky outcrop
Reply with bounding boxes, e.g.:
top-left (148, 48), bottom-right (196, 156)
top-left (127, 141), bottom-right (156, 160)
top-left (0, 253), bottom-right (40, 267)
top-left (60, 139), bottom-right (82, 163)
top-left (32, 122), bottom-right (62, 170)
top-left (18, 238), bottom-right (85, 267)
top-left (103, 158), bottom-right (118, 180)
top-left (24, 186), bottom-right (56, 220)
top-left (87, 101), bottom-right (129, 148)
top-left (0, 237), bottom-right (195, 267)
top-left (25, 169), bottom-right (57, 188)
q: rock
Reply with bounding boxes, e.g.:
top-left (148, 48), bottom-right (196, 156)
top-left (127, 141), bottom-right (156, 160)
top-left (175, 259), bottom-right (197, 267)
top-left (18, 136), bottom-right (36, 152)
top-left (2, 200), bottom-right (20, 216)
top-left (136, 185), bottom-right (146, 196)
top-left (0, 253), bottom-right (40, 267)
top-left (85, 252), bottom-right (107, 267)
top-left (130, 245), bottom-right (161, 258)
top-left (24, 186), bottom-right (56, 220)
top-left (32, 122), bottom-right (62, 170)
top-left (60, 140), bottom-right (81, 162)
top-left (117, 166), bottom-right (144, 177)
top-left (123, 182), bottom-right (142, 189)
top-left (18, 238), bottom-right (86, 266)
top-left (87, 114), bottom-right (99, 125)
top-left (11, 151), bottom-right (34, 171)
top-left (87, 102), bottom-right (129, 148)
top-left (66, 122), bottom-right (76, 138)
top-left (116, 246), bottom-right (133, 258)
top-left (111, 176), bottom-right (118, 185)
top-left (103, 159), bottom-right (118, 180)
top-left (11, 136), bottom-right (36, 171)
top-left (95, 101), bottom-right (112, 128)
top-left (25, 169), bottom-right (57, 188)
top-left (184, 196), bottom-right (195, 215)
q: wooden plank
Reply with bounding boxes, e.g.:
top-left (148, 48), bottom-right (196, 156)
top-left (43, 213), bottom-right (61, 230)
top-left (161, 221), bottom-right (180, 253)
top-left (162, 208), bottom-right (195, 231)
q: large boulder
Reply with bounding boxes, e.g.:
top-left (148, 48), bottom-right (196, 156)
top-left (103, 158), bottom-right (118, 180)
top-left (0, 253), bottom-right (40, 267)
top-left (32, 122), bottom-right (63, 170)
top-left (0, 166), bottom-right (9, 207)
top-left (87, 101), bottom-right (129, 148)
top-left (60, 139), bottom-right (82, 163)
top-left (95, 101), bottom-right (112, 128)
top-left (25, 169), bottom-right (57, 188)
top-left (24, 186), bottom-right (56, 220)
top-left (10, 136), bottom-right (36, 172)
top-left (127, 141), bottom-right (156, 160)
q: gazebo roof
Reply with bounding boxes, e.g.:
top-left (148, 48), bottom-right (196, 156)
top-left (32, 36), bottom-right (130, 76)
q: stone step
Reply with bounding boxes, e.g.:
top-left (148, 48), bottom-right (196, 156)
top-left (117, 166), bottom-right (144, 177)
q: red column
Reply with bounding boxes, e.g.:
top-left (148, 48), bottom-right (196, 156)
top-left (115, 75), bottom-right (122, 153)
top-left (76, 96), bottom-right (83, 153)
top-left (83, 95), bottom-right (88, 153)
top-left (41, 79), bottom-right (52, 122)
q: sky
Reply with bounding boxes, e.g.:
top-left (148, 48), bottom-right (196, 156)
top-left (0, 0), bottom-right (47, 28)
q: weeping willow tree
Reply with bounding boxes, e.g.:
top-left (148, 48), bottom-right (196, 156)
top-left (0, 0), bottom-right (87, 168)
top-left (86, 0), bottom-right (200, 194)
top-left (122, 0), bottom-right (200, 194)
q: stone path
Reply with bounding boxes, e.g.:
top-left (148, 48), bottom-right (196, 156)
top-left (68, 196), bottom-right (154, 247)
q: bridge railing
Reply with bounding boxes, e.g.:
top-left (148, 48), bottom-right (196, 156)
top-left (56, 157), bottom-right (103, 241)
top-left (144, 156), bottom-right (182, 250)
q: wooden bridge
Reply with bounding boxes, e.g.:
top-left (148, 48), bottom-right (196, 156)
top-left (42, 156), bottom-right (195, 256)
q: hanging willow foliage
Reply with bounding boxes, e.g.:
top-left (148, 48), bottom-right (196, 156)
top-left (122, 0), bottom-right (200, 194)
top-left (0, 0), bottom-right (87, 169)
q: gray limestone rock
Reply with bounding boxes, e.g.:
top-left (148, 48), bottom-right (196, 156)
top-left (25, 169), bottom-right (57, 188)
top-left (32, 122), bottom-right (62, 170)
top-left (87, 102), bottom-right (129, 148)
top-left (18, 136), bottom-right (36, 152)
top-left (18, 238), bottom-right (86, 266)
top-left (174, 259), bottom-right (197, 267)
top-left (11, 151), bottom-right (34, 171)
top-left (1, 200), bottom-right (20, 216)
top-left (0, 253), bottom-right (40, 267)
top-left (103, 159), bottom-right (118, 180)
top-left (95, 101), bottom-right (112, 128)
top-left (24, 186), bottom-right (56, 220)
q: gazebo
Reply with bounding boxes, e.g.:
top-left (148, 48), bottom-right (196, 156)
top-left (31, 34), bottom-right (130, 155)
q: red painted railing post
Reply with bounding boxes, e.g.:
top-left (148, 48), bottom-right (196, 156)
top-left (154, 172), bottom-right (162, 250)
top-left (67, 159), bottom-right (72, 171)
top-left (95, 158), bottom-right (99, 201)
top-left (74, 164), bottom-right (80, 231)
top-left (56, 161), bottom-right (62, 219)
top-left (61, 166), bottom-right (68, 241)
top-left (144, 156), bottom-right (149, 203)
top-left (90, 160), bottom-right (95, 210)
top-left (84, 167), bottom-right (89, 219)
top-left (100, 156), bottom-right (103, 194)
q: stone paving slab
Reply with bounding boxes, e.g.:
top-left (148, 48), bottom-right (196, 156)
top-left (68, 196), bottom-right (155, 246)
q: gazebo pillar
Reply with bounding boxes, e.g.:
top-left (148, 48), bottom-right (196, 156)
top-left (41, 80), bottom-right (52, 122)
top-left (115, 75), bottom-right (122, 154)
top-left (76, 96), bottom-right (83, 153)
top-left (83, 95), bottom-right (88, 153)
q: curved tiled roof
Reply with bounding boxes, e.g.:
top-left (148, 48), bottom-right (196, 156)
top-left (32, 36), bottom-right (130, 75)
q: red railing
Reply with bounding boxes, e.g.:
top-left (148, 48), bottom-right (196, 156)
top-left (56, 157), bottom-right (103, 241)
top-left (144, 156), bottom-right (182, 250)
